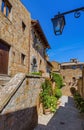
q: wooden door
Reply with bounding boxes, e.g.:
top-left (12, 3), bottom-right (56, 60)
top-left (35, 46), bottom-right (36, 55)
top-left (0, 41), bottom-right (9, 74)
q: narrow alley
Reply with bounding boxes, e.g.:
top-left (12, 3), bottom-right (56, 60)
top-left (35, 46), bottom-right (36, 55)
top-left (34, 85), bottom-right (84, 130)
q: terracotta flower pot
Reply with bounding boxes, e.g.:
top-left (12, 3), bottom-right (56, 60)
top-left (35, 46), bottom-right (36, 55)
top-left (44, 108), bottom-right (51, 115)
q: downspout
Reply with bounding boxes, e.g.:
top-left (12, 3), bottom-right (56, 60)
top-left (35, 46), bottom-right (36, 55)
top-left (28, 20), bottom-right (31, 73)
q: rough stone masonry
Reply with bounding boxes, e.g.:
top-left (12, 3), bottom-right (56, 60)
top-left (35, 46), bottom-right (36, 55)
top-left (0, 0), bottom-right (31, 76)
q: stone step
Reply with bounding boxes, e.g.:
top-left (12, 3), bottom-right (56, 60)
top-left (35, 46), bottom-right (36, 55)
top-left (0, 73), bottom-right (25, 112)
top-left (0, 75), bottom-right (11, 86)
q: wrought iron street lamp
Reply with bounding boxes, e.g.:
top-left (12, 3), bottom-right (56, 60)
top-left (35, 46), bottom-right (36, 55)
top-left (51, 7), bottom-right (84, 35)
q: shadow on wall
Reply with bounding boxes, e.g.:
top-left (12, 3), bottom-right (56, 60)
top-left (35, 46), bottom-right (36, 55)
top-left (0, 106), bottom-right (38, 130)
top-left (34, 96), bottom-right (84, 130)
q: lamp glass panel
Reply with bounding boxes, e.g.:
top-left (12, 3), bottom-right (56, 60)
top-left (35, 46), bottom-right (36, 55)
top-left (52, 15), bottom-right (65, 35)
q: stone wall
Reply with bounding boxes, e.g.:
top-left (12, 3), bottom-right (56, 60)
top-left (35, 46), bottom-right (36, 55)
top-left (0, 73), bottom-right (45, 130)
top-left (51, 61), bottom-right (60, 73)
top-left (0, 0), bottom-right (31, 76)
top-left (60, 68), bottom-right (82, 85)
top-left (77, 77), bottom-right (83, 97)
top-left (29, 21), bottom-right (49, 77)
top-left (77, 68), bottom-right (84, 99)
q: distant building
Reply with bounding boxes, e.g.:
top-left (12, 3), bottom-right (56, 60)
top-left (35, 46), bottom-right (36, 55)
top-left (60, 59), bottom-right (84, 84)
top-left (51, 61), bottom-right (60, 73)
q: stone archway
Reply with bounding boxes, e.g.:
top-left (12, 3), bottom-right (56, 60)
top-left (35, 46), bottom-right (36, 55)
top-left (31, 57), bottom-right (37, 72)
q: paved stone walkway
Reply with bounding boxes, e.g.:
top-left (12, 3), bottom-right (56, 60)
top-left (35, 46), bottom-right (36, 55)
top-left (34, 95), bottom-right (84, 130)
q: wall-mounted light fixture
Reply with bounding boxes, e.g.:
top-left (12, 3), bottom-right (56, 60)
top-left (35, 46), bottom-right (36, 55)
top-left (51, 7), bottom-right (84, 35)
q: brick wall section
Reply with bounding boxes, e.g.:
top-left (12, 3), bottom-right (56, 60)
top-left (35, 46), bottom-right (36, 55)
top-left (0, 73), bottom-right (45, 130)
top-left (0, 0), bottom-right (31, 76)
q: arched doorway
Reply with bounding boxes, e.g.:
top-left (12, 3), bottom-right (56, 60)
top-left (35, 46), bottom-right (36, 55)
top-left (31, 57), bottom-right (37, 72)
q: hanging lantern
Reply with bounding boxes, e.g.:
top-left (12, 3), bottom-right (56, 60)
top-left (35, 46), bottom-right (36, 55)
top-left (51, 15), bottom-right (65, 35)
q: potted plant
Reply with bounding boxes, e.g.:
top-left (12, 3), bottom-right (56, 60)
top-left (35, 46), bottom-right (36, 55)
top-left (43, 95), bottom-right (51, 114)
top-left (40, 79), bottom-right (57, 114)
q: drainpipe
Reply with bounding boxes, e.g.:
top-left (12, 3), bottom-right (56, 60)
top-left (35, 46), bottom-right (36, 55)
top-left (28, 20), bottom-right (31, 73)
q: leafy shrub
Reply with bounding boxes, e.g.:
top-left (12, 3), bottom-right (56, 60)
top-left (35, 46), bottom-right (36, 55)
top-left (54, 88), bottom-right (62, 99)
top-left (50, 96), bottom-right (57, 112)
top-left (51, 73), bottom-right (63, 88)
top-left (31, 72), bottom-right (42, 76)
top-left (41, 94), bottom-right (57, 112)
top-left (40, 79), bottom-right (57, 113)
top-left (41, 79), bottom-right (52, 95)
top-left (42, 95), bottom-right (51, 109)
top-left (74, 91), bottom-right (84, 113)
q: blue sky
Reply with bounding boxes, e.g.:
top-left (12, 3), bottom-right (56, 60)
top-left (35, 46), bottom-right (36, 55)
top-left (22, 0), bottom-right (84, 63)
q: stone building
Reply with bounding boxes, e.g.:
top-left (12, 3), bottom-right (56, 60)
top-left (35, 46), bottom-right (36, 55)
top-left (0, 1), bottom-right (51, 130)
top-left (51, 61), bottom-right (60, 73)
top-left (30, 20), bottom-right (51, 77)
top-left (0, 0), bottom-right (31, 76)
top-left (60, 59), bottom-right (84, 85)
top-left (0, 0), bottom-right (51, 77)
top-left (77, 67), bottom-right (84, 99)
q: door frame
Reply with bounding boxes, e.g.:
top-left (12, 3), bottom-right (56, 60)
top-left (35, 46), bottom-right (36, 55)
top-left (0, 39), bottom-right (10, 75)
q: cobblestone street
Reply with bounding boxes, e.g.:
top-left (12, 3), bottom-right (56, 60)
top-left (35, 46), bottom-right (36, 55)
top-left (34, 86), bottom-right (84, 130)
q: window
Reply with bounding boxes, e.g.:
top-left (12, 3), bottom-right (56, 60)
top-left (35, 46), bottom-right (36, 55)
top-left (46, 68), bottom-right (50, 73)
top-left (62, 66), bottom-right (65, 69)
top-left (80, 65), bottom-right (83, 70)
top-left (40, 59), bottom-right (42, 65)
top-left (22, 21), bottom-right (26, 32)
top-left (21, 54), bottom-right (25, 65)
top-left (63, 76), bottom-right (65, 80)
top-left (72, 65), bottom-right (76, 69)
top-left (31, 57), bottom-right (37, 72)
top-left (1, 0), bottom-right (12, 18)
top-left (34, 35), bottom-right (38, 45)
top-left (31, 30), bottom-right (38, 46)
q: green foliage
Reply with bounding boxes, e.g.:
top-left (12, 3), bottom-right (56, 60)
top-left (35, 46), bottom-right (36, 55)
top-left (41, 94), bottom-right (57, 112)
top-left (74, 91), bottom-right (84, 113)
top-left (54, 88), bottom-right (62, 99)
top-left (41, 79), bottom-right (52, 95)
top-left (50, 96), bottom-right (57, 112)
top-left (42, 95), bottom-right (51, 109)
top-left (30, 72), bottom-right (42, 76)
top-left (51, 73), bottom-right (63, 88)
top-left (40, 79), bottom-right (57, 113)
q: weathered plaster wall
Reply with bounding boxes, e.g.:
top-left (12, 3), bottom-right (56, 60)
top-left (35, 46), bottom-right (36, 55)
top-left (0, 0), bottom-right (31, 76)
